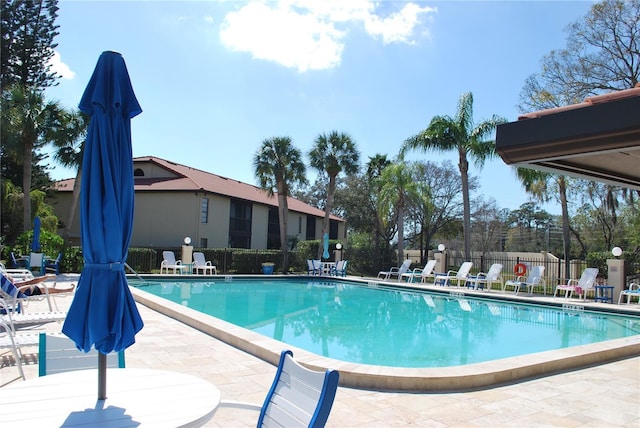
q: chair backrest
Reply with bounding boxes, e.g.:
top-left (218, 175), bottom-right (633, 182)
top-left (398, 259), bottom-right (412, 275)
top-left (0, 273), bottom-right (27, 301)
top-left (578, 268), bottom-right (599, 289)
top-left (193, 252), bottom-right (206, 265)
top-left (29, 252), bottom-right (44, 270)
top-left (527, 266), bottom-right (545, 284)
top-left (422, 260), bottom-right (437, 276)
top-left (258, 350), bottom-right (339, 428)
top-left (162, 251), bottom-right (177, 264)
top-left (456, 262), bottom-right (473, 279)
top-left (38, 333), bottom-right (125, 376)
top-left (486, 264), bottom-right (503, 280)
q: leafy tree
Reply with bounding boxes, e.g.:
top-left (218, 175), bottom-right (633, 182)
top-left (1, 84), bottom-right (64, 232)
top-left (253, 136), bottom-right (307, 272)
top-left (377, 162), bottom-right (421, 265)
top-left (308, 131), bottom-right (359, 259)
top-left (402, 92), bottom-right (506, 260)
top-left (0, 0), bottom-right (60, 90)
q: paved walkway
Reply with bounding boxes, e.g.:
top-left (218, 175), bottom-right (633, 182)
top-left (1, 274), bottom-right (639, 427)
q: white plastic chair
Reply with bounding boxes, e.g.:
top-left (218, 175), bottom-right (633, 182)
top-left (554, 268), bottom-right (598, 300)
top-left (160, 251), bottom-right (187, 274)
top-left (401, 260), bottom-right (437, 283)
top-left (377, 259), bottom-right (412, 281)
top-left (193, 252), bottom-right (217, 275)
top-left (434, 262), bottom-right (473, 287)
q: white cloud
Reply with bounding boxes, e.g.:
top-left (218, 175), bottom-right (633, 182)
top-left (218, 1), bottom-right (436, 72)
top-left (49, 51), bottom-right (75, 79)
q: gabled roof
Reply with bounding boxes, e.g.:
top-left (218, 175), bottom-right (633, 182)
top-left (55, 156), bottom-right (342, 221)
top-left (496, 86), bottom-right (640, 189)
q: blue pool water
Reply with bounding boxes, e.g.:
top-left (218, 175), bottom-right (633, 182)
top-left (131, 277), bottom-right (640, 368)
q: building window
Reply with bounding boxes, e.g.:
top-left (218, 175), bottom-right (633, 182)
top-left (200, 238), bottom-right (208, 248)
top-left (267, 207), bottom-right (280, 249)
top-left (306, 216), bottom-right (316, 240)
top-left (229, 199), bottom-right (252, 248)
top-left (298, 216), bottom-right (302, 234)
top-left (133, 168), bottom-right (144, 176)
top-left (201, 198), bottom-right (209, 223)
top-left (329, 219), bottom-right (339, 239)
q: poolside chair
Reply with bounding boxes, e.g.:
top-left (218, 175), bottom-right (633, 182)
top-left (377, 259), bottom-right (412, 281)
top-left (219, 349), bottom-right (339, 428)
top-left (434, 262), bottom-right (473, 287)
top-left (38, 332), bottom-right (125, 376)
top-left (1, 272), bottom-right (55, 313)
top-left (45, 253), bottom-right (62, 275)
top-left (160, 251), bottom-right (188, 274)
top-left (28, 252), bottom-right (45, 276)
top-left (466, 263), bottom-right (503, 291)
top-left (10, 252), bottom-right (28, 268)
top-left (504, 265), bottom-right (545, 295)
top-left (554, 268), bottom-right (599, 300)
top-left (618, 283), bottom-right (640, 304)
top-left (307, 259), bottom-right (321, 276)
top-left (0, 298), bottom-right (66, 331)
top-left (193, 252), bottom-right (217, 275)
top-left (330, 260), bottom-right (347, 277)
top-left (0, 319), bottom-right (40, 380)
top-left (401, 260), bottom-right (437, 283)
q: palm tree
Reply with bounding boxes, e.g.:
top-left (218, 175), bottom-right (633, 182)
top-left (309, 131), bottom-right (359, 259)
top-left (1, 85), bottom-right (64, 232)
top-left (401, 92), bottom-right (506, 260)
top-left (253, 136), bottom-right (307, 272)
top-left (51, 109), bottom-right (88, 244)
top-left (377, 162), bottom-right (421, 265)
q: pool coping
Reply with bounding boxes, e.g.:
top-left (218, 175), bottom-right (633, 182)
top-left (129, 275), bottom-right (640, 392)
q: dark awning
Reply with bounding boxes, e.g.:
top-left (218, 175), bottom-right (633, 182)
top-left (495, 87), bottom-right (640, 189)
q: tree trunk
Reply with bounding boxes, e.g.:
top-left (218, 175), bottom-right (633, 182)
top-left (22, 136), bottom-right (33, 233)
top-left (397, 203), bottom-right (404, 266)
top-left (318, 174), bottom-right (337, 260)
top-left (459, 150), bottom-right (471, 260)
top-left (276, 181), bottom-right (289, 273)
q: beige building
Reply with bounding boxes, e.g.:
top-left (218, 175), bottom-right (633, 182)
top-left (53, 156), bottom-right (345, 249)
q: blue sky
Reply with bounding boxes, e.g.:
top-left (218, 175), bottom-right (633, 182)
top-left (45, 1), bottom-right (595, 214)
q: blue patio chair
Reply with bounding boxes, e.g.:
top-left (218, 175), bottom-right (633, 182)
top-left (45, 253), bottom-right (62, 275)
top-left (219, 350), bottom-right (339, 427)
top-left (10, 252), bottom-right (27, 269)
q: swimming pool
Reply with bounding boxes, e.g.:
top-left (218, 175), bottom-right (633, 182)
top-left (131, 277), bottom-right (640, 368)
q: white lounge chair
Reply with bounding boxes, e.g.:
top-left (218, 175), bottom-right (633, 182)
top-left (0, 298), bottom-right (65, 331)
top-left (218, 349), bottom-right (339, 428)
top-left (504, 265), bottom-right (545, 295)
top-left (193, 252), bottom-right (217, 275)
top-left (160, 251), bottom-right (188, 274)
top-left (467, 263), bottom-right (503, 291)
top-left (554, 268), bottom-right (599, 300)
top-left (377, 259), bottom-right (412, 281)
top-left (434, 262), bottom-right (473, 287)
top-left (402, 260), bottom-right (437, 283)
top-left (618, 283), bottom-right (640, 304)
top-left (0, 319), bottom-right (40, 380)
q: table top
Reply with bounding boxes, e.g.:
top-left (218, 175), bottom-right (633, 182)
top-left (0, 368), bottom-right (220, 427)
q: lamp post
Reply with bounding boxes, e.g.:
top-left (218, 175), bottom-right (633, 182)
top-left (181, 236), bottom-right (193, 269)
top-left (607, 246), bottom-right (624, 301)
top-left (335, 243), bottom-right (343, 262)
top-left (436, 244), bottom-right (446, 274)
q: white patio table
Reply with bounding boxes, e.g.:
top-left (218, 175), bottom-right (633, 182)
top-left (0, 368), bottom-right (220, 427)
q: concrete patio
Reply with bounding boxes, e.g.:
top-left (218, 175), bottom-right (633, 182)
top-left (1, 274), bottom-right (638, 427)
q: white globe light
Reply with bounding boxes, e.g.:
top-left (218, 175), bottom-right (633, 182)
top-left (336, 243), bottom-right (342, 250)
top-left (612, 246), bottom-right (623, 257)
top-left (438, 244), bottom-right (445, 252)
top-left (184, 237), bottom-right (191, 245)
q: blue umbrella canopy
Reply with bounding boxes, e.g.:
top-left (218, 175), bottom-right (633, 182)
top-left (62, 52), bottom-right (143, 390)
top-left (31, 216), bottom-right (41, 252)
top-left (322, 233), bottom-right (330, 259)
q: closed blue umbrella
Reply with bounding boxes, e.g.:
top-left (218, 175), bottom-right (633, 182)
top-left (31, 216), bottom-right (41, 252)
top-left (62, 51), bottom-right (144, 399)
top-left (322, 233), bottom-right (330, 259)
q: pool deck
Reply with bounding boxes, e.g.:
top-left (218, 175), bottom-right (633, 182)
top-left (2, 274), bottom-right (639, 427)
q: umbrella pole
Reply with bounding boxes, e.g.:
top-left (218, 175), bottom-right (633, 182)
top-left (98, 353), bottom-right (107, 400)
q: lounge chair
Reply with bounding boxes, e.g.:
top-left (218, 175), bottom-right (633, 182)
top-left (307, 259), bottom-right (321, 276)
top-left (466, 263), bottom-right (503, 291)
top-left (218, 349), bottom-right (339, 428)
top-left (38, 332), bottom-right (125, 376)
top-left (554, 268), bottom-right (599, 300)
top-left (193, 252), bottom-right (217, 275)
top-left (401, 260), bottom-right (437, 283)
top-left (618, 283), bottom-right (640, 304)
top-left (504, 265), bottom-right (545, 295)
top-left (0, 319), bottom-right (40, 380)
top-left (160, 251), bottom-right (188, 274)
top-left (0, 298), bottom-right (66, 331)
top-left (331, 260), bottom-right (348, 277)
top-left (1, 272), bottom-right (55, 313)
top-left (434, 262), bottom-right (473, 287)
top-left (377, 259), bottom-right (412, 281)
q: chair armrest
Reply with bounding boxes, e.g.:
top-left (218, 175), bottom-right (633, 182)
top-left (446, 270), bottom-right (458, 276)
top-left (218, 400), bottom-right (262, 411)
